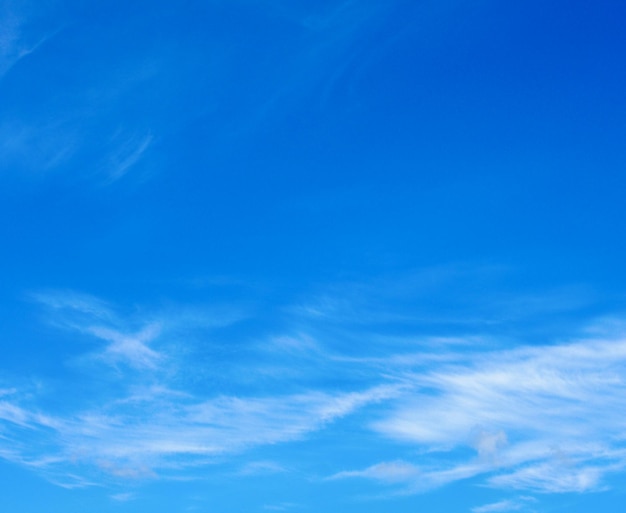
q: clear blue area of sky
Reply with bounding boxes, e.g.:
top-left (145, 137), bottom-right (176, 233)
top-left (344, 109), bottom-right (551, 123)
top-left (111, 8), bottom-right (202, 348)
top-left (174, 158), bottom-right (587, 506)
top-left (1, 0), bottom-right (626, 511)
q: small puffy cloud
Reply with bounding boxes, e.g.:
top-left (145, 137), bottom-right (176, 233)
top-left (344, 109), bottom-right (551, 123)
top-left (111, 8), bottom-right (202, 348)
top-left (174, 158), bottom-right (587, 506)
top-left (472, 429), bottom-right (508, 460)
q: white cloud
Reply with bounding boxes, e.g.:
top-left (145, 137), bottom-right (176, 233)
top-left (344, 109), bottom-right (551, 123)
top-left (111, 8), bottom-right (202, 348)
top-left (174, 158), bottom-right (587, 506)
top-left (7, 289), bottom-right (626, 497)
top-left (488, 461), bottom-right (608, 493)
top-left (330, 460), bottom-right (420, 484)
top-left (472, 499), bottom-right (523, 513)
top-left (87, 324), bottom-right (163, 370)
top-left (0, 385), bottom-right (396, 486)
top-left (29, 290), bottom-right (116, 323)
top-left (30, 290), bottom-right (163, 370)
top-left (0, 10), bottom-right (157, 184)
top-left (368, 335), bottom-right (626, 493)
top-left (0, 401), bottom-right (31, 426)
top-left (0, 291), bottom-right (400, 485)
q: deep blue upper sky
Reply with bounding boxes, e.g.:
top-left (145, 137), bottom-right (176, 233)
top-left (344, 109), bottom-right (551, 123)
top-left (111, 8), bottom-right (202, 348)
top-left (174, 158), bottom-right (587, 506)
top-left (1, 1), bottom-right (626, 512)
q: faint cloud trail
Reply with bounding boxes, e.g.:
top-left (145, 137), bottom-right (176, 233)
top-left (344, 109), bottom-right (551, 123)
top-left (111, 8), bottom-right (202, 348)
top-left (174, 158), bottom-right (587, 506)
top-left (103, 133), bottom-right (154, 184)
top-left (5, 287), bottom-right (626, 499)
top-left (0, 290), bottom-right (400, 487)
top-left (0, 1), bottom-right (62, 79)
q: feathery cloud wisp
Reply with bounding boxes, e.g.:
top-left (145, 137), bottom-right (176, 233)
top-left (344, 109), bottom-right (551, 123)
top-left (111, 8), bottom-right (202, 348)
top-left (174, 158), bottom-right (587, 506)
top-left (6, 289), bottom-right (626, 498)
top-left (332, 333), bottom-right (626, 494)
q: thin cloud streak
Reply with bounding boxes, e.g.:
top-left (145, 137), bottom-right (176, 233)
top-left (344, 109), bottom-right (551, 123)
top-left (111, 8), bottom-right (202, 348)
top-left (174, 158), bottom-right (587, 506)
top-left (0, 384), bottom-right (397, 486)
top-left (329, 460), bottom-right (421, 484)
top-left (0, 2), bottom-right (57, 79)
top-left (103, 133), bottom-right (153, 183)
top-left (0, 290), bottom-right (400, 486)
top-left (87, 324), bottom-right (163, 369)
top-left (472, 498), bottom-right (527, 513)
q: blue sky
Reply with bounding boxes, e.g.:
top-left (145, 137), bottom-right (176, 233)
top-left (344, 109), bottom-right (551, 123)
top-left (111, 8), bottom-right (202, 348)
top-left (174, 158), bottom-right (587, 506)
top-left (1, 0), bottom-right (626, 511)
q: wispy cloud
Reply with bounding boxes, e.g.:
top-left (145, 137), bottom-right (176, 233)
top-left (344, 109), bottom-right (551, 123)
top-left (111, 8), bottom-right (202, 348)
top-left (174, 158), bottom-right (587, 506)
top-left (0, 117), bottom-right (79, 178)
top-left (7, 286), bottom-right (626, 501)
top-left (292, 265), bottom-right (596, 333)
top-left (0, 1), bottom-right (59, 79)
top-left (472, 498), bottom-right (529, 513)
top-left (0, 290), bottom-right (398, 486)
top-left (110, 492), bottom-right (136, 502)
top-left (29, 290), bottom-right (245, 370)
top-left (0, 7), bottom-right (159, 184)
top-left (0, 383), bottom-right (396, 486)
top-left (86, 324), bottom-right (163, 369)
top-left (203, 0), bottom-right (392, 143)
top-left (102, 132), bottom-right (153, 184)
top-left (30, 289), bottom-right (116, 322)
top-left (330, 333), bottom-right (626, 495)
top-left (329, 460), bottom-right (420, 484)
top-left (488, 460), bottom-right (610, 494)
